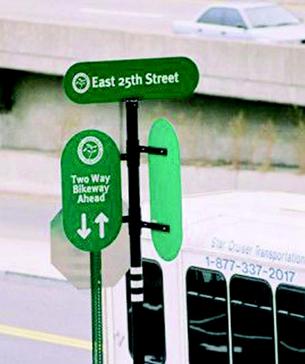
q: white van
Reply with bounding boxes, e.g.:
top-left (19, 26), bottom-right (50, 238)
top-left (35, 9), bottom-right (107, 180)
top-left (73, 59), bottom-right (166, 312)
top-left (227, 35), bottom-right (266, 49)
top-left (103, 191), bottom-right (305, 364)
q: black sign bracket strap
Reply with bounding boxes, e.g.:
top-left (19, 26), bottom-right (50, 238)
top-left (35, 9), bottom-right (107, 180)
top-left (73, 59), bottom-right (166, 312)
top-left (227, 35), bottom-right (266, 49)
top-left (139, 146), bottom-right (168, 156)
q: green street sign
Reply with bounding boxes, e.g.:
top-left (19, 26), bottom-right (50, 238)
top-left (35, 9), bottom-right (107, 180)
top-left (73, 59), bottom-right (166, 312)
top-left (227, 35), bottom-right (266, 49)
top-left (148, 118), bottom-right (183, 261)
top-left (61, 129), bottom-right (122, 252)
top-left (64, 57), bottom-right (199, 104)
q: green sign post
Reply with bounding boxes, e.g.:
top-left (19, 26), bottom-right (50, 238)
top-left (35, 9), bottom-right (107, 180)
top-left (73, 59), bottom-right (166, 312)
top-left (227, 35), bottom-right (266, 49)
top-left (62, 57), bottom-right (199, 364)
top-left (148, 118), bottom-right (182, 261)
top-left (61, 129), bottom-right (122, 364)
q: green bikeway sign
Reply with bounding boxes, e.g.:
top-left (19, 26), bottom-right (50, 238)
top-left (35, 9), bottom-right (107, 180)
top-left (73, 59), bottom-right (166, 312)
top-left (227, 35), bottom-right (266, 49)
top-left (61, 129), bottom-right (122, 252)
top-left (64, 57), bottom-right (199, 104)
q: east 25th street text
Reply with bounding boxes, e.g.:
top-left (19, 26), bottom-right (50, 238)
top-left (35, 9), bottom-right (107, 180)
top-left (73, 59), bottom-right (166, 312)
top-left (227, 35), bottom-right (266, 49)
top-left (91, 72), bottom-right (180, 90)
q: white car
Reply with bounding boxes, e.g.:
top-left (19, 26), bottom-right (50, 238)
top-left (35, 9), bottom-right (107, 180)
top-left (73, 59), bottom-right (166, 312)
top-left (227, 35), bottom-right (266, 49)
top-left (173, 1), bottom-right (305, 44)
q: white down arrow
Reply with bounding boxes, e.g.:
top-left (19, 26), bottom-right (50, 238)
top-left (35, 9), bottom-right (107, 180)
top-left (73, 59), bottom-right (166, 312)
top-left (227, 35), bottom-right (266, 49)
top-left (77, 213), bottom-right (91, 239)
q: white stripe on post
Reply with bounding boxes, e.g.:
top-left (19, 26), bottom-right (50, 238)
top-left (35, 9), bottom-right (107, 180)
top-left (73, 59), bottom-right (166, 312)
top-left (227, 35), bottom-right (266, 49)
top-left (130, 267), bottom-right (143, 275)
top-left (131, 280), bottom-right (144, 289)
top-left (131, 293), bottom-right (144, 302)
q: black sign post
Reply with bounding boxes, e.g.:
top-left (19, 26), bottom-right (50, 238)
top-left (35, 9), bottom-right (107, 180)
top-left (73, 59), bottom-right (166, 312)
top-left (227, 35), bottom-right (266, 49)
top-left (125, 99), bottom-right (144, 363)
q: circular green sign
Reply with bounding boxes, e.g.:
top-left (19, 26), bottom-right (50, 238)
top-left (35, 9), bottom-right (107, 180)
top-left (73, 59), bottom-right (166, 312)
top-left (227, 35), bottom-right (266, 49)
top-left (61, 129), bottom-right (122, 252)
top-left (64, 57), bottom-right (199, 104)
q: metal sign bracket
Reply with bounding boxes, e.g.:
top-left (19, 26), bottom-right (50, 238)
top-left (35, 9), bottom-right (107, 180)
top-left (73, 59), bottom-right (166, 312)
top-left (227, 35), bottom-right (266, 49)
top-left (140, 146), bottom-right (168, 156)
top-left (122, 216), bottom-right (170, 233)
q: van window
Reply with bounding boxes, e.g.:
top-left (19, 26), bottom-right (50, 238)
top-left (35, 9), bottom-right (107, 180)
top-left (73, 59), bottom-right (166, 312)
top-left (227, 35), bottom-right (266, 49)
top-left (276, 284), bottom-right (305, 364)
top-left (230, 275), bottom-right (275, 364)
top-left (126, 260), bottom-right (166, 363)
top-left (186, 267), bottom-right (230, 364)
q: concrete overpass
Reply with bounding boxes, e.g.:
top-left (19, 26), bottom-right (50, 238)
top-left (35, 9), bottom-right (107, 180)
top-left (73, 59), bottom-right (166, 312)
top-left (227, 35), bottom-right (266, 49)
top-left (1, 14), bottom-right (305, 107)
top-left (0, 1), bottom-right (305, 194)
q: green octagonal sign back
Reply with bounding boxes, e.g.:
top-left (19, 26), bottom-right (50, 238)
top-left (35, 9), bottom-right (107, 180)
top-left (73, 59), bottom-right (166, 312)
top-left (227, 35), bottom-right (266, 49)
top-left (64, 57), bottom-right (199, 104)
top-left (61, 129), bottom-right (122, 252)
top-left (148, 118), bottom-right (183, 261)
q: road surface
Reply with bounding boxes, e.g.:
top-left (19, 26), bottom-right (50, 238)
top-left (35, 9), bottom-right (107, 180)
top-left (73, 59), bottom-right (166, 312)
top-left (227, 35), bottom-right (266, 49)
top-left (0, 272), bottom-right (91, 364)
top-left (0, 0), bottom-right (304, 34)
top-left (0, 0), bottom-right (203, 34)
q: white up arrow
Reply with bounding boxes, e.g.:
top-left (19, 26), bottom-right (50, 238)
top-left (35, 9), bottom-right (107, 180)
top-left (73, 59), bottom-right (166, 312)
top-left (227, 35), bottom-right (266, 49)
top-left (94, 212), bottom-right (109, 239)
top-left (77, 213), bottom-right (92, 239)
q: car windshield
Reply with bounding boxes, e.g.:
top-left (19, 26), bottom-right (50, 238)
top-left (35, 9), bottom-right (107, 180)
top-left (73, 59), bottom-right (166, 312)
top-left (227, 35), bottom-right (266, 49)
top-left (245, 5), bottom-right (300, 28)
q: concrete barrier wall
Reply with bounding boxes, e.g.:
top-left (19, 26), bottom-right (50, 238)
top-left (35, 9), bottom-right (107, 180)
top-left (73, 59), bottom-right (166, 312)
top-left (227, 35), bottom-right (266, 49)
top-left (1, 19), bottom-right (305, 105)
top-left (0, 74), bottom-right (122, 154)
top-left (1, 72), bottom-right (303, 169)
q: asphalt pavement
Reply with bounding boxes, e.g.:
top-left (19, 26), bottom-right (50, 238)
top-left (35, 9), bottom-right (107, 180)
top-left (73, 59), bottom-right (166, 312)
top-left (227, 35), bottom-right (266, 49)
top-left (0, 0), bottom-right (303, 35)
top-left (0, 0), bottom-right (203, 34)
top-left (0, 272), bottom-right (91, 364)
